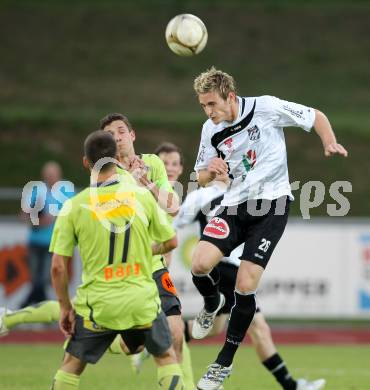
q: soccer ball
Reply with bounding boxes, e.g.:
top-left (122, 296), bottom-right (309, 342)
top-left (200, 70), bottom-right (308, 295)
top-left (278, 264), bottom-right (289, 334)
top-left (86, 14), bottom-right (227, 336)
top-left (165, 14), bottom-right (208, 57)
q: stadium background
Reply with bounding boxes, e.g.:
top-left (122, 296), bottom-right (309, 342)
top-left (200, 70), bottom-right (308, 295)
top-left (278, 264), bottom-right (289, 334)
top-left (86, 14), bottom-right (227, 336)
top-left (0, 1), bottom-right (369, 389)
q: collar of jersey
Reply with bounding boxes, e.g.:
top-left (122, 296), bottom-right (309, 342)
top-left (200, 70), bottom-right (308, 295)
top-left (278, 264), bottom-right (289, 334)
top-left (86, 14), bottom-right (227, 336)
top-left (90, 179), bottom-right (120, 188)
top-left (218, 96), bottom-right (244, 129)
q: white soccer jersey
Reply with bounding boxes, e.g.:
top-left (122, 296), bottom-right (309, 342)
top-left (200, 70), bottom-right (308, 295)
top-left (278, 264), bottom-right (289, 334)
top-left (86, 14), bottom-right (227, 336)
top-left (194, 95), bottom-right (316, 206)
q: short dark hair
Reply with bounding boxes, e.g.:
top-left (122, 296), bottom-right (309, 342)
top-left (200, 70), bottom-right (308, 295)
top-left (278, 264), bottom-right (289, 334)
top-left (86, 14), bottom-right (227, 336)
top-left (154, 142), bottom-right (184, 165)
top-left (84, 130), bottom-right (117, 170)
top-left (99, 113), bottom-right (134, 132)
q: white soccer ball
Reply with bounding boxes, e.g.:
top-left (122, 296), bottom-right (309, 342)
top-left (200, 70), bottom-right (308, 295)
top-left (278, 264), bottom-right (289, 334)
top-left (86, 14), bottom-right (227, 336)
top-left (165, 14), bottom-right (208, 57)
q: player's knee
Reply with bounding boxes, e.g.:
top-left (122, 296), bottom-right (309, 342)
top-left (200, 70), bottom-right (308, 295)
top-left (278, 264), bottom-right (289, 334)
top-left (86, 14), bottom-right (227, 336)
top-left (61, 353), bottom-right (86, 375)
top-left (154, 345), bottom-right (178, 366)
top-left (236, 279), bottom-right (256, 294)
top-left (191, 247), bottom-right (215, 274)
top-left (191, 259), bottom-right (211, 275)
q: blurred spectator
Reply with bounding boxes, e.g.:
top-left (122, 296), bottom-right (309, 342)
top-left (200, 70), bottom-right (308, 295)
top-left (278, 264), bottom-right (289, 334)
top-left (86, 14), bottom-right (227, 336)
top-left (21, 161), bottom-right (73, 307)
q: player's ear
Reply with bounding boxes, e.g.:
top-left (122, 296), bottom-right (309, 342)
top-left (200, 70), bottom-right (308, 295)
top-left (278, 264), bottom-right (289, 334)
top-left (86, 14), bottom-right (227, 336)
top-left (227, 91), bottom-right (236, 102)
top-left (130, 130), bottom-right (136, 143)
top-left (82, 156), bottom-right (90, 170)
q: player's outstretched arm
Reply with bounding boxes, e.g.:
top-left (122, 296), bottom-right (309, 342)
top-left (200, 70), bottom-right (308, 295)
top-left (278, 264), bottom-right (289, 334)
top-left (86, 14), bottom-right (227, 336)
top-left (313, 109), bottom-right (348, 157)
top-left (50, 253), bottom-right (75, 337)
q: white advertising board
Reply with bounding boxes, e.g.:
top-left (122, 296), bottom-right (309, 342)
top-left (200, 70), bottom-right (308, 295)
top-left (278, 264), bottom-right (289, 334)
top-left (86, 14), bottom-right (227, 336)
top-left (1, 219), bottom-right (369, 318)
top-left (169, 219), bottom-right (370, 318)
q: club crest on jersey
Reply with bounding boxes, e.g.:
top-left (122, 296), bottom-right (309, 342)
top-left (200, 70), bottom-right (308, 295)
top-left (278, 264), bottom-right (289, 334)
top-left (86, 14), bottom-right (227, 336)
top-left (203, 217), bottom-right (230, 239)
top-left (247, 125), bottom-right (260, 141)
top-left (224, 138), bottom-right (233, 149)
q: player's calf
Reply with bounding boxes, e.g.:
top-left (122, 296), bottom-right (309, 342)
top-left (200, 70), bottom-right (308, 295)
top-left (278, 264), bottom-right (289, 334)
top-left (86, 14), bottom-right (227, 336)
top-left (167, 314), bottom-right (184, 362)
top-left (216, 290), bottom-right (256, 367)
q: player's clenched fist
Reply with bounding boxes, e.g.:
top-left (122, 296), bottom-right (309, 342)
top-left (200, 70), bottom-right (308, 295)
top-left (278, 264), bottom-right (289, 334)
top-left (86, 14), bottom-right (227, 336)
top-left (207, 157), bottom-right (228, 176)
top-left (127, 155), bottom-right (146, 171)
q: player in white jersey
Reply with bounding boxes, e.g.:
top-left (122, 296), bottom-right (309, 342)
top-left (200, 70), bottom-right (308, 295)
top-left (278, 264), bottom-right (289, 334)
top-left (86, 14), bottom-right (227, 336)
top-left (175, 184), bottom-right (326, 390)
top-left (190, 67), bottom-right (347, 390)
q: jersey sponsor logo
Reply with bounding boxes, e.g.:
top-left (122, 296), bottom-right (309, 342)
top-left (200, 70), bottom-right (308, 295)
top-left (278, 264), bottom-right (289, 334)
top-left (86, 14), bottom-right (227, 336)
top-left (104, 263), bottom-right (141, 281)
top-left (89, 192), bottom-right (136, 220)
top-left (203, 217), bottom-right (230, 239)
top-left (242, 149), bottom-right (257, 172)
top-left (224, 138), bottom-right (233, 149)
top-left (161, 271), bottom-right (178, 296)
top-left (282, 104), bottom-right (304, 119)
top-left (247, 125), bottom-right (260, 141)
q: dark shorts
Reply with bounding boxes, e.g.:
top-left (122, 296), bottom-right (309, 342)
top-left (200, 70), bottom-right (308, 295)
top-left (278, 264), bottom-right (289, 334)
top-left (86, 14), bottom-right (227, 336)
top-left (153, 268), bottom-right (182, 317)
top-left (216, 262), bottom-right (261, 315)
top-left (66, 311), bottom-right (172, 364)
top-left (201, 196), bottom-right (290, 269)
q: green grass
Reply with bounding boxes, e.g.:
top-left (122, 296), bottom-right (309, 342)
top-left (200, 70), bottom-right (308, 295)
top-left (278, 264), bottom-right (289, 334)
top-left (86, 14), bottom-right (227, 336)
top-left (0, 344), bottom-right (369, 389)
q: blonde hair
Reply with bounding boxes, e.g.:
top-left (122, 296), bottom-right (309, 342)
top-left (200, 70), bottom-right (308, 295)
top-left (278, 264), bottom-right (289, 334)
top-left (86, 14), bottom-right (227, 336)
top-left (193, 67), bottom-right (237, 100)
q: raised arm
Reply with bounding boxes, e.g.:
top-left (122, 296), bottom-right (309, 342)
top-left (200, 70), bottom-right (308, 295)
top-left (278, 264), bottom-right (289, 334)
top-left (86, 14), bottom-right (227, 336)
top-left (313, 109), bottom-right (348, 157)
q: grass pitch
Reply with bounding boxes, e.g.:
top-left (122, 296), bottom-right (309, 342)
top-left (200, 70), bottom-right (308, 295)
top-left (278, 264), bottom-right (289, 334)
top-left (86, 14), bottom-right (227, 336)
top-left (0, 344), bottom-right (369, 389)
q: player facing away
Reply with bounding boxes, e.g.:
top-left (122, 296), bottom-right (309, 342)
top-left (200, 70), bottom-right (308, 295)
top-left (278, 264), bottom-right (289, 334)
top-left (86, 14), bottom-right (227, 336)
top-left (190, 67), bottom-right (348, 389)
top-left (0, 122), bottom-right (194, 389)
top-left (175, 183), bottom-right (326, 390)
top-left (100, 114), bottom-right (194, 389)
top-left (49, 130), bottom-right (184, 390)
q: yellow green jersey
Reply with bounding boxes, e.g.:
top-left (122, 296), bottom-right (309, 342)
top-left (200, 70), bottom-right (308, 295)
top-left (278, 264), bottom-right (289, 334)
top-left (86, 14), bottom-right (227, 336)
top-left (49, 176), bottom-right (175, 330)
top-left (140, 154), bottom-right (177, 272)
top-left (117, 154), bottom-right (177, 273)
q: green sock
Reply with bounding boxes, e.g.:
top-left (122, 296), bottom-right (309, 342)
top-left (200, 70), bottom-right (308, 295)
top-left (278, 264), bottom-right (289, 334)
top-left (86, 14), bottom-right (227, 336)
top-left (4, 300), bottom-right (60, 329)
top-left (51, 370), bottom-right (80, 389)
top-left (158, 363), bottom-right (184, 389)
top-left (181, 339), bottom-right (195, 390)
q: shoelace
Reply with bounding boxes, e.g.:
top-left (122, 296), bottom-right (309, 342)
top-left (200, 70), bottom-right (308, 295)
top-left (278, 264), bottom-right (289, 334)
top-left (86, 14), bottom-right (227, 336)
top-left (196, 309), bottom-right (215, 329)
top-left (204, 365), bottom-right (230, 383)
